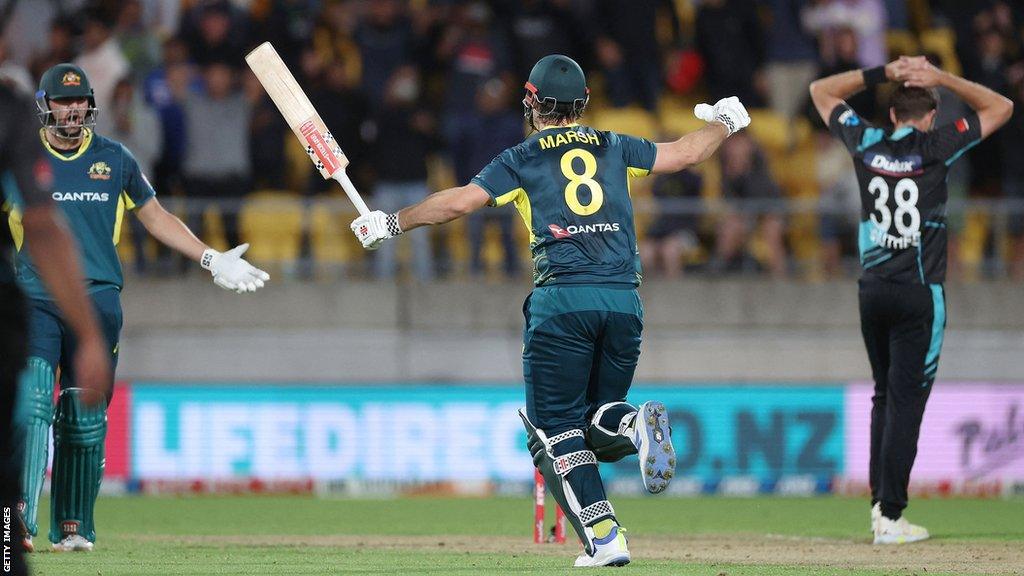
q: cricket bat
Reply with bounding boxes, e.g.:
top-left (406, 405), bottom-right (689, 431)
top-left (245, 42), bottom-right (370, 216)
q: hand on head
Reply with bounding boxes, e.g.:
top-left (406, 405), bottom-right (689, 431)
top-left (888, 56), bottom-right (942, 88)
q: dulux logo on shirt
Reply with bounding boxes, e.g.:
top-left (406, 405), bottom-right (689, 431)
top-left (863, 152), bottom-right (923, 176)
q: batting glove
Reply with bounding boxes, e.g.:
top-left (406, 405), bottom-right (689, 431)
top-left (351, 210), bottom-right (402, 250)
top-left (693, 96), bottom-right (751, 136)
top-left (201, 243), bottom-right (270, 294)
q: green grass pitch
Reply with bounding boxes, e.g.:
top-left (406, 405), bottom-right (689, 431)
top-left (29, 495), bottom-right (1024, 575)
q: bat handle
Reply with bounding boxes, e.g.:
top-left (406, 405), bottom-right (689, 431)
top-left (332, 170), bottom-right (371, 216)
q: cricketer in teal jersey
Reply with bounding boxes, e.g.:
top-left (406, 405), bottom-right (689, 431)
top-left (4, 63), bottom-right (270, 553)
top-left (351, 54), bottom-right (751, 567)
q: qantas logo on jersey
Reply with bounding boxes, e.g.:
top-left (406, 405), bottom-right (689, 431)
top-left (52, 191), bottom-right (110, 202)
top-left (863, 153), bottom-right (923, 176)
top-left (548, 223), bottom-right (621, 238)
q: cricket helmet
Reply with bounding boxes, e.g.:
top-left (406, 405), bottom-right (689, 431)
top-left (36, 63), bottom-right (98, 130)
top-left (523, 54), bottom-right (589, 121)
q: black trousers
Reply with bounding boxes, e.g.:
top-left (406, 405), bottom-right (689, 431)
top-left (1, 282), bottom-right (28, 575)
top-left (859, 278), bottom-right (945, 519)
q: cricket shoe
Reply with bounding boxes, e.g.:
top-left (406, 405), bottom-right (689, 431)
top-left (873, 515), bottom-right (929, 545)
top-left (53, 534), bottom-right (94, 552)
top-left (635, 401), bottom-right (675, 494)
top-left (23, 536), bottom-right (34, 553)
top-left (871, 502), bottom-right (881, 533)
top-left (573, 525), bottom-right (630, 567)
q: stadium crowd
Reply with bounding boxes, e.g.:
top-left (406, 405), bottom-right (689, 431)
top-left (1, 0), bottom-right (1023, 281)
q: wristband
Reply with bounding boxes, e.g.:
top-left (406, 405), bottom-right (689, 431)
top-left (200, 249), bottom-right (217, 270)
top-left (386, 213), bottom-right (403, 237)
top-left (863, 66), bottom-right (887, 87)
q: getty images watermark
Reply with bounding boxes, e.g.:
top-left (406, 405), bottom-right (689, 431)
top-left (3, 506), bottom-right (12, 573)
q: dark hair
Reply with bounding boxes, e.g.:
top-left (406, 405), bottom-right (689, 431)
top-left (544, 101), bottom-right (584, 123)
top-left (891, 85), bottom-right (939, 121)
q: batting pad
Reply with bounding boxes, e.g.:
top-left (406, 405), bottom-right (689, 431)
top-left (16, 357), bottom-right (55, 537)
top-left (49, 387), bottom-right (106, 544)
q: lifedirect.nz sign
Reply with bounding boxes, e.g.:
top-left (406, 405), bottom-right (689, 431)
top-left (129, 384), bottom-right (844, 483)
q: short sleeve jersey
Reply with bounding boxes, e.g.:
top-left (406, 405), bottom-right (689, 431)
top-left (0, 87), bottom-right (52, 285)
top-left (829, 104), bottom-right (981, 284)
top-left (471, 124), bottom-right (657, 287)
top-left (5, 128), bottom-right (155, 299)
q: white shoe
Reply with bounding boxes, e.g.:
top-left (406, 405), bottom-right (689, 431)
top-left (873, 515), bottom-right (929, 545)
top-left (23, 536), bottom-right (34, 553)
top-left (635, 401), bottom-right (675, 494)
top-left (52, 534), bottom-right (94, 552)
top-left (871, 502), bottom-right (881, 533)
top-left (574, 524), bottom-right (630, 567)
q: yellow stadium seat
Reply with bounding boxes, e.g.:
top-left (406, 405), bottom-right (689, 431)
top-left (309, 197), bottom-right (360, 268)
top-left (746, 109), bottom-right (795, 153)
top-left (659, 107), bottom-right (706, 139)
top-left (920, 28), bottom-right (962, 76)
top-left (239, 190), bottom-right (304, 264)
top-left (590, 106), bottom-right (659, 140)
top-left (887, 30), bottom-right (920, 59)
top-left (959, 211), bottom-right (990, 282)
top-left (284, 138), bottom-right (312, 193)
top-left (907, 0), bottom-right (932, 34)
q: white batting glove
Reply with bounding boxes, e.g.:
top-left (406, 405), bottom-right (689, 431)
top-left (201, 243), bottom-right (270, 294)
top-left (694, 96), bottom-right (751, 136)
top-left (350, 210), bottom-right (402, 250)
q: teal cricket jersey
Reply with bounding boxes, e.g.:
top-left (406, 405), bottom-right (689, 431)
top-left (471, 123), bottom-right (657, 287)
top-left (4, 128), bottom-right (155, 300)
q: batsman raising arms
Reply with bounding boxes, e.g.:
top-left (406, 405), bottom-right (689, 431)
top-left (351, 54), bottom-right (750, 567)
top-left (6, 64), bottom-right (269, 553)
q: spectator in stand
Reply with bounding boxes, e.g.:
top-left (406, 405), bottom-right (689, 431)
top-left (29, 16), bottom-right (78, 82)
top-left (369, 66), bottom-right (436, 281)
top-left (356, 0), bottom-right (418, 112)
top-left (763, 0), bottom-right (819, 122)
top-left (115, 0), bottom-right (161, 83)
top-left (74, 10), bottom-right (130, 116)
top-left (1002, 72), bottom-right (1024, 280)
top-left (640, 168), bottom-right (704, 279)
top-left (256, 0), bottom-right (319, 71)
top-left (307, 56), bottom-right (370, 194)
top-left (2, 0), bottom-right (59, 68)
top-left (711, 132), bottom-right (787, 277)
top-left (181, 1), bottom-right (249, 67)
top-left (696, 0), bottom-right (765, 106)
top-left (501, 0), bottom-right (584, 79)
top-left (594, 0), bottom-right (678, 111)
top-left (464, 77), bottom-right (523, 278)
top-left (812, 26), bottom-right (879, 122)
top-left (964, 19), bottom-right (1018, 203)
top-left (312, 0), bottom-right (362, 79)
top-left (144, 37), bottom-right (194, 199)
top-left (0, 40), bottom-right (33, 96)
top-left (107, 77), bottom-right (163, 274)
top-left (181, 61), bottom-right (253, 249)
top-left (802, 0), bottom-right (887, 69)
top-left (142, 38), bottom-right (196, 272)
top-left (109, 78), bottom-right (163, 180)
top-left (883, 0), bottom-right (908, 30)
top-left (437, 2), bottom-right (514, 140)
top-left (815, 129), bottom-right (859, 278)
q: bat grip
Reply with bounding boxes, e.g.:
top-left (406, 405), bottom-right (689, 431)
top-left (333, 170), bottom-right (371, 216)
